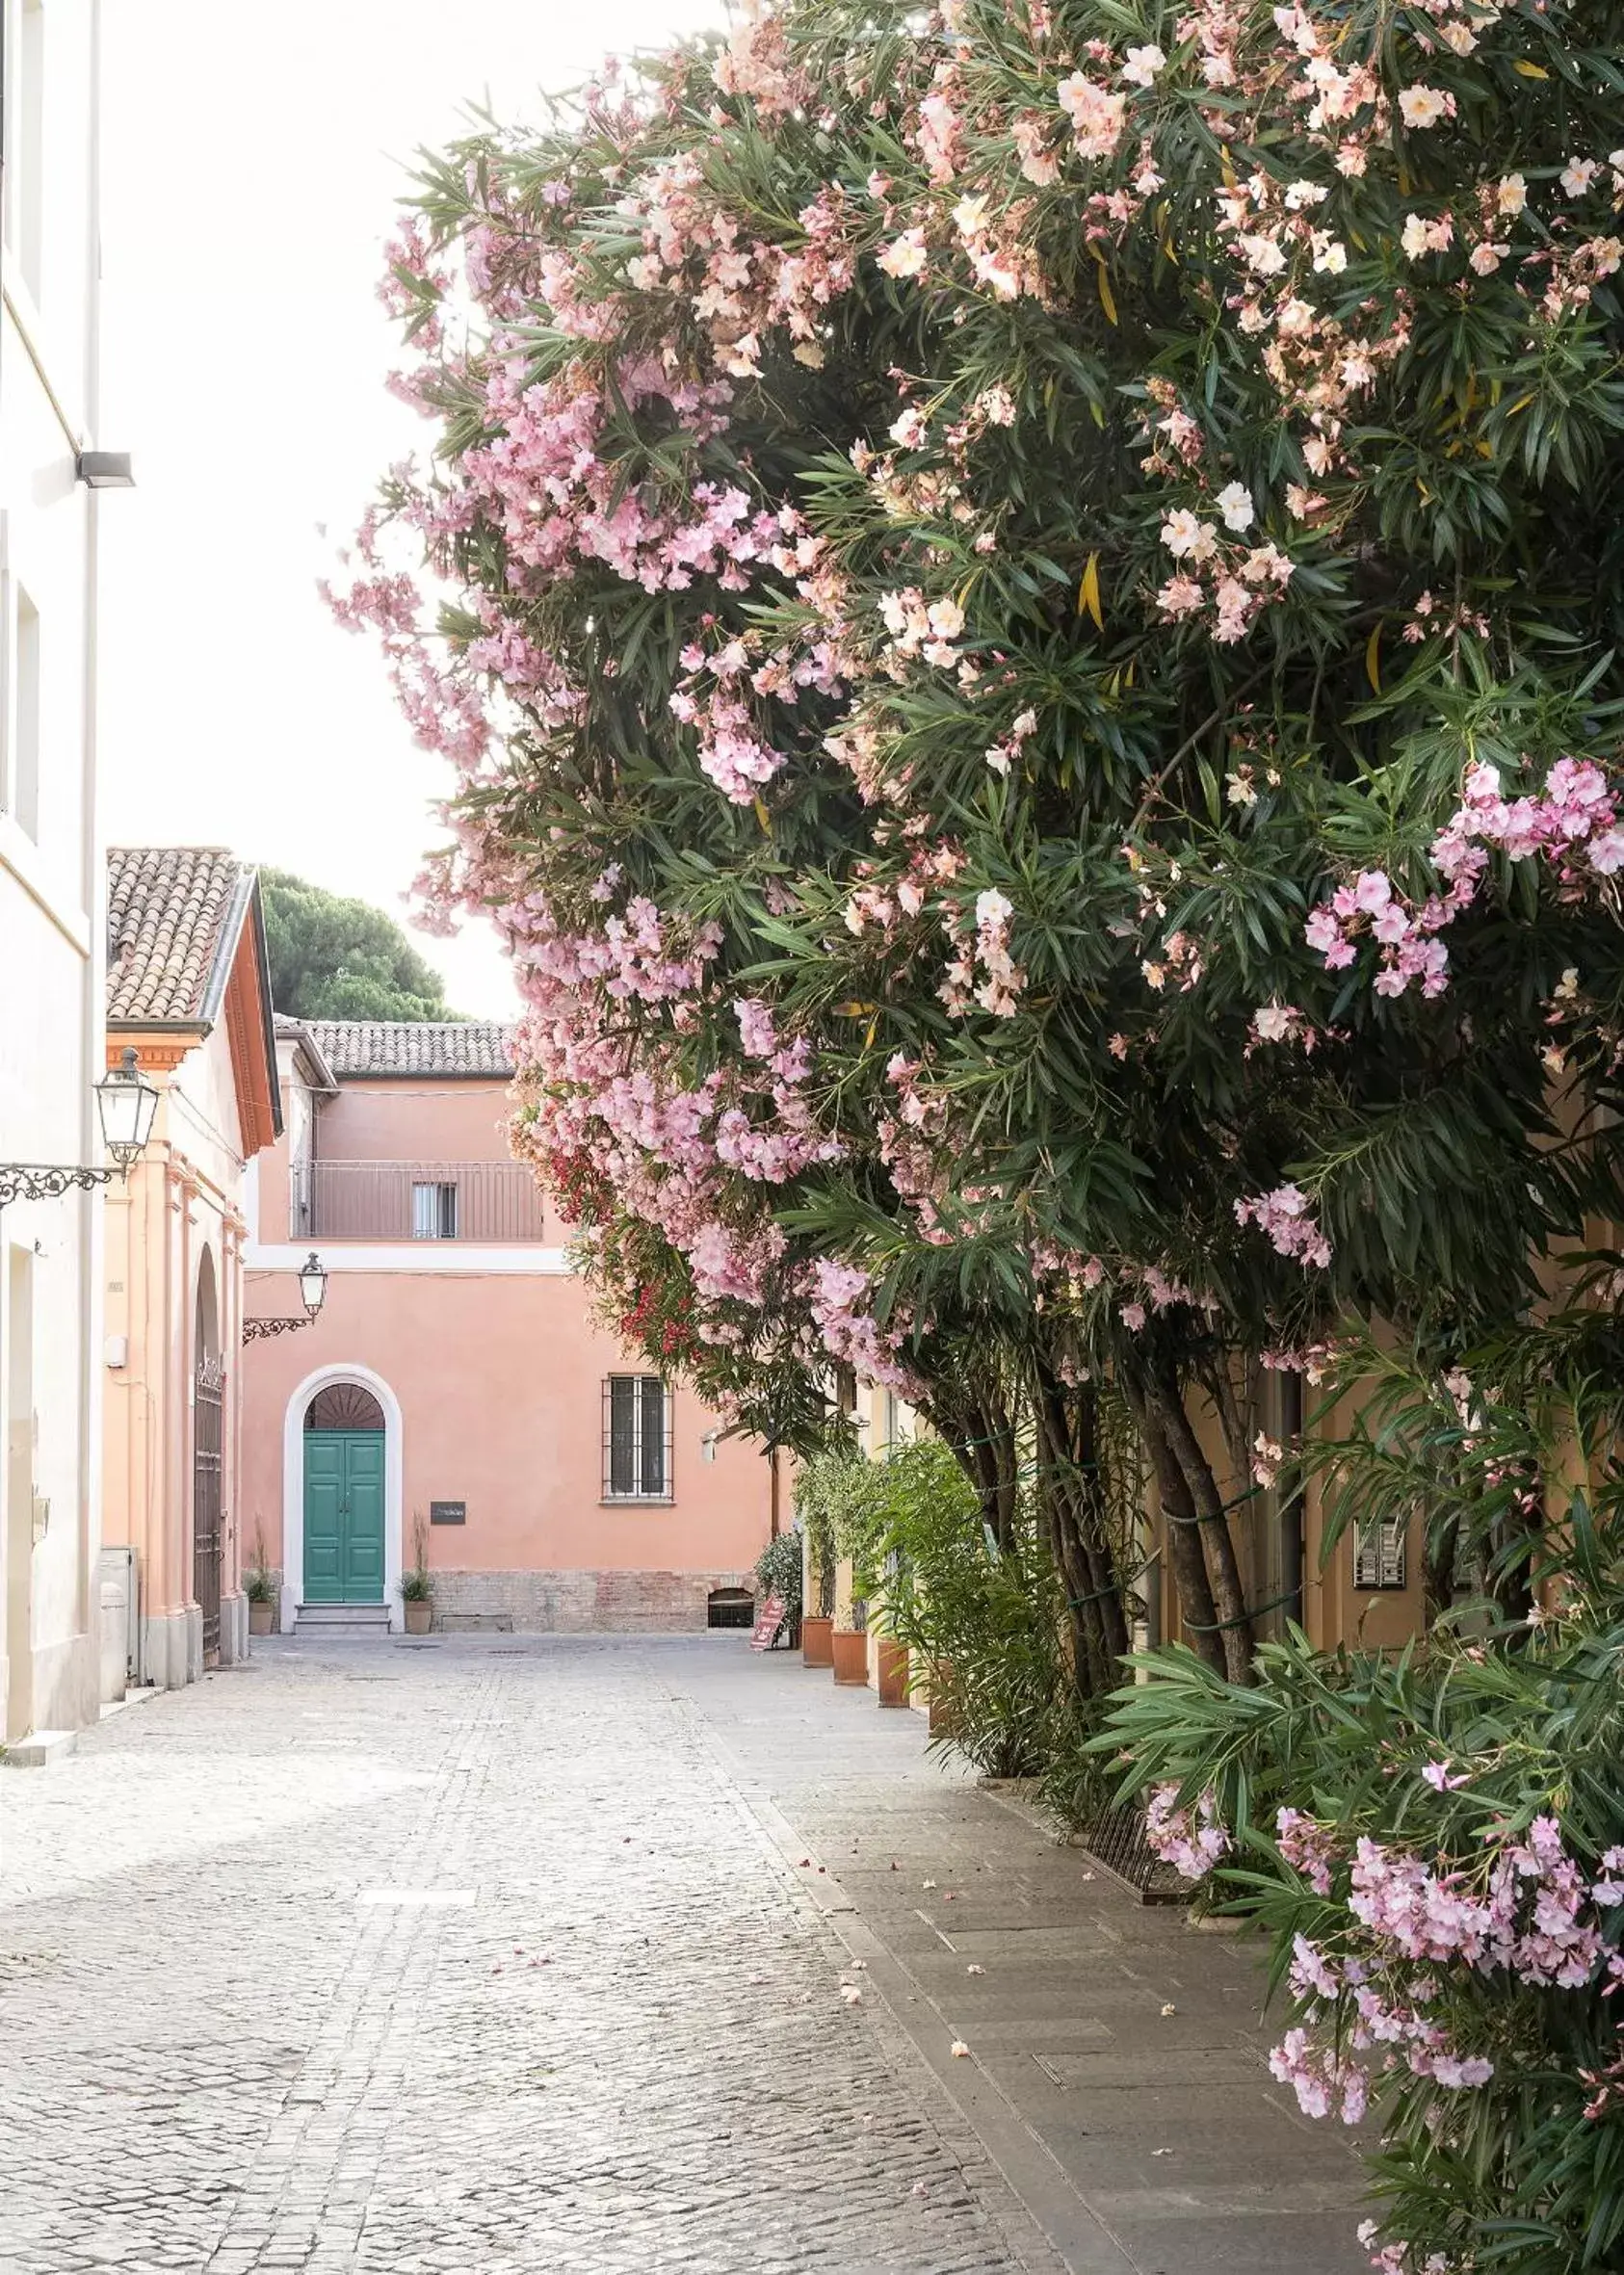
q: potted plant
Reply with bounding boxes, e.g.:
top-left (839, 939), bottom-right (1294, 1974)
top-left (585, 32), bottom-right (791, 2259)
top-left (831, 1597), bottom-right (869, 1686)
top-left (877, 1635), bottom-right (910, 1708)
top-left (796, 1451), bottom-right (842, 1667)
top-left (246, 1528), bottom-right (277, 1636)
top-left (752, 1529), bottom-right (803, 1647)
top-left (401, 1513), bottom-right (433, 1635)
top-left (832, 1459), bottom-right (889, 1687)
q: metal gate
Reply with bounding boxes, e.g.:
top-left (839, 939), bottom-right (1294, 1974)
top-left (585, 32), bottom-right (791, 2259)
top-left (194, 1355), bottom-right (223, 1666)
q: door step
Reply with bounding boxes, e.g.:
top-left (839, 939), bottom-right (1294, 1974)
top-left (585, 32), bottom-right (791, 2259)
top-left (294, 1604), bottom-right (391, 1637)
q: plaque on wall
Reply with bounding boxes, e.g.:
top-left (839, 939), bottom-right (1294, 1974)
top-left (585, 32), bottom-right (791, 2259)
top-left (430, 1501), bottom-right (467, 1526)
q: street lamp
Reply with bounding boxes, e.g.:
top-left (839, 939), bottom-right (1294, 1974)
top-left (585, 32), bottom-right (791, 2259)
top-left (96, 1047), bottom-right (161, 1166)
top-left (0, 1048), bottom-right (159, 1206)
top-left (298, 1252), bottom-right (328, 1318)
top-left (244, 1253), bottom-right (329, 1343)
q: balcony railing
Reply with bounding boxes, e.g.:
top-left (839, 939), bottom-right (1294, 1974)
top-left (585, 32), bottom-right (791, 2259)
top-left (291, 1160), bottom-right (547, 1242)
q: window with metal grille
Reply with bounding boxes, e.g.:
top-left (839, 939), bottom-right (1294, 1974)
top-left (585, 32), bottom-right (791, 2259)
top-left (410, 1180), bottom-right (458, 1240)
top-left (1352, 1515), bottom-right (1407, 1591)
top-left (604, 1375), bottom-right (671, 1500)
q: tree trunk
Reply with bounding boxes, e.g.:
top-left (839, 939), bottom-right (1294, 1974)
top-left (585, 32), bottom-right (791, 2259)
top-left (1152, 1373), bottom-right (1256, 1684)
top-left (1127, 1383), bottom-right (1225, 1676)
top-left (936, 1387), bottom-right (1018, 1550)
top-left (1035, 1398), bottom-right (1111, 1698)
top-left (1070, 1382), bottom-right (1132, 1669)
top-left (1202, 1356), bottom-right (1254, 1506)
top-left (1034, 1365), bottom-right (1131, 1693)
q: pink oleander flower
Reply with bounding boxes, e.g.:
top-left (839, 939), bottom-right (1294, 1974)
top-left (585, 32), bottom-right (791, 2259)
top-left (877, 228), bottom-right (928, 279)
top-left (1235, 1184), bottom-right (1331, 1269)
top-left (1145, 1785), bottom-right (1230, 1880)
top-left (1398, 85), bottom-right (1454, 130)
top-left (1057, 71), bottom-right (1126, 161)
top-left (1277, 1807), bottom-right (1337, 1895)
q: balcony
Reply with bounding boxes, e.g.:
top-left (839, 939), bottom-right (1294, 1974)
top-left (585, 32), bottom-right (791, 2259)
top-left (292, 1160), bottom-right (547, 1242)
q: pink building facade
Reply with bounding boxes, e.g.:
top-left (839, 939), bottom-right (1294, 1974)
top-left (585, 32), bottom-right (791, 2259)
top-left (102, 850), bottom-right (282, 1691)
top-left (242, 1019), bottom-right (774, 1634)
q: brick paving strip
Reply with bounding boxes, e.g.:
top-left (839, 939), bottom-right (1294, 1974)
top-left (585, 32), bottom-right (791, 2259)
top-left (0, 1635), bottom-right (1366, 2275)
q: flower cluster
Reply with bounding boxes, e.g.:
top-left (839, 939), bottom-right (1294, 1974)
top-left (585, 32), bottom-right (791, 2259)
top-left (1307, 761), bottom-right (1624, 998)
top-left (1234, 1183), bottom-right (1331, 1269)
top-left (939, 888), bottom-right (1027, 1019)
top-left (1144, 1783), bottom-right (1232, 1879)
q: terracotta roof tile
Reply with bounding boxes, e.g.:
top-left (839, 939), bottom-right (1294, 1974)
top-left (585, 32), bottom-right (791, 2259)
top-left (106, 848), bottom-right (247, 1023)
top-left (304, 1020), bottom-right (514, 1077)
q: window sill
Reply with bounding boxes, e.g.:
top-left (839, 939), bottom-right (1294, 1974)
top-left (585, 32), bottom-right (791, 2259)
top-left (600, 1496), bottom-right (674, 1508)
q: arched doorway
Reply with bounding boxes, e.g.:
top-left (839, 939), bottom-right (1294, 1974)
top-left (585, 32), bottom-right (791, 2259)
top-left (193, 1249), bottom-right (223, 1668)
top-left (301, 1381), bottom-right (386, 1606)
top-left (281, 1365), bottom-right (405, 1631)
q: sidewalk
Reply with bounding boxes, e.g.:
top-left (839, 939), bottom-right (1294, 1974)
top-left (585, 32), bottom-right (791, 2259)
top-left (675, 1638), bottom-right (1368, 2275)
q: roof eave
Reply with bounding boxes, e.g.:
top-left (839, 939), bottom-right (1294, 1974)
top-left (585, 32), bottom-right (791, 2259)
top-left (107, 1017), bottom-right (211, 1038)
top-left (275, 1024), bottom-right (340, 1096)
top-left (331, 1067), bottom-right (514, 1082)
top-left (242, 878), bottom-right (284, 1139)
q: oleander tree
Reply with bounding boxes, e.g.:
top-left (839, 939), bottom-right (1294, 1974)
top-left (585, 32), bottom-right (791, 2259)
top-left (336, 0), bottom-right (1624, 1713)
top-left (1109, 1302), bottom-right (1624, 2271)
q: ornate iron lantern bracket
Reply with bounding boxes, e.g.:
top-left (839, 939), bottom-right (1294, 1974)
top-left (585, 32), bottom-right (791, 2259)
top-left (242, 1314), bottom-right (317, 1344)
top-left (0, 1163), bottom-right (124, 1207)
top-left (0, 1049), bottom-right (160, 1208)
top-left (243, 1254), bottom-right (328, 1344)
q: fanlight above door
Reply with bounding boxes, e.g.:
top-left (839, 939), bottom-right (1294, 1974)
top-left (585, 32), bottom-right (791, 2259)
top-left (304, 1384), bottom-right (385, 1432)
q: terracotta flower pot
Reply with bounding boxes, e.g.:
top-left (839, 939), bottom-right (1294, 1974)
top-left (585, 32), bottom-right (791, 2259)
top-left (404, 1598), bottom-right (432, 1635)
top-left (831, 1628), bottom-right (869, 1686)
top-left (877, 1637), bottom-right (909, 1708)
top-left (249, 1599), bottom-right (275, 1637)
top-left (800, 1614), bottom-right (834, 1667)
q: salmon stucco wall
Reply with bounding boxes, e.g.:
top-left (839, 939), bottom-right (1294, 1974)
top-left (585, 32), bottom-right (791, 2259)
top-left (241, 1268), bottom-right (770, 1571)
top-left (316, 1083), bottom-right (527, 1178)
top-left (243, 1048), bottom-right (774, 1632)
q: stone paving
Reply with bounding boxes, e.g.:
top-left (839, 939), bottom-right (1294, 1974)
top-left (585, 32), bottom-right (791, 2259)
top-left (0, 1634), bottom-right (1368, 2274)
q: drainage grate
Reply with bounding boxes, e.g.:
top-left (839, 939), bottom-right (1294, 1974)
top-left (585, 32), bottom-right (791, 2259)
top-left (1075, 1804), bottom-right (1192, 1904)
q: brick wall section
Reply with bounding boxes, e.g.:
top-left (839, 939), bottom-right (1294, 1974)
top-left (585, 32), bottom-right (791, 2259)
top-left (428, 1568), bottom-right (757, 1634)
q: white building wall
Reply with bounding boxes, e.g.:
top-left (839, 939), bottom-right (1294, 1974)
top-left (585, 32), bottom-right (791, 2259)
top-left (0, 0), bottom-right (108, 1739)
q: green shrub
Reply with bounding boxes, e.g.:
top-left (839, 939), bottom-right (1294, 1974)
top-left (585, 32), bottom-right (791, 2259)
top-left (753, 1528), bottom-right (804, 1617)
top-left (875, 1441), bottom-right (1063, 1780)
top-left (793, 1445), bottom-right (875, 1617)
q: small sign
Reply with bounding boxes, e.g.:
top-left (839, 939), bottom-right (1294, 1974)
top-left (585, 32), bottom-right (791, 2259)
top-left (430, 1501), bottom-right (466, 1527)
top-left (749, 1592), bottom-right (786, 1651)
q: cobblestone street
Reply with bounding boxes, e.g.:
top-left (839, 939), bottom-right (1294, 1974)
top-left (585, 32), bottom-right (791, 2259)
top-left (1, 1637), bottom-right (1365, 2275)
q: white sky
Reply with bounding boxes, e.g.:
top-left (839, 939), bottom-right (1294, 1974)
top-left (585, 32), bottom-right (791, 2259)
top-left (97, 0), bottom-right (721, 1018)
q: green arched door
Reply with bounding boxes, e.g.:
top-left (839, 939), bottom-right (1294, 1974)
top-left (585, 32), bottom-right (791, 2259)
top-left (302, 1386), bottom-right (385, 1604)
